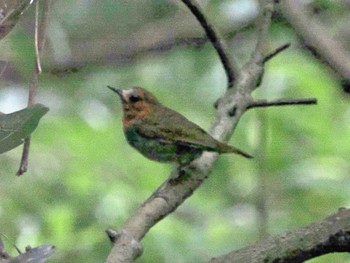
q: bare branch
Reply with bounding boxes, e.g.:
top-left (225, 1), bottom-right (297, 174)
top-left (180, 0), bottom-right (237, 88)
top-left (210, 208), bottom-right (350, 263)
top-left (16, 136), bottom-right (32, 176)
top-left (0, 9), bottom-right (15, 26)
top-left (44, 19), bottom-right (256, 72)
top-left (0, 237), bottom-right (10, 260)
top-left (17, 0), bottom-right (51, 176)
top-left (227, 0), bottom-right (274, 97)
top-left (0, 233), bottom-right (22, 255)
top-left (0, 244), bottom-right (55, 263)
top-left (0, 0), bottom-right (34, 40)
top-left (34, 2), bottom-right (41, 73)
top-left (250, 0), bottom-right (274, 65)
top-left (247, 98), bottom-right (317, 109)
top-left (263, 43), bottom-right (290, 63)
top-left (282, 0), bottom-right (350, 81)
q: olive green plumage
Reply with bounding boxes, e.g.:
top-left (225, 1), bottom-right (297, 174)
top-left (108, 86), bottom-right (252, 166)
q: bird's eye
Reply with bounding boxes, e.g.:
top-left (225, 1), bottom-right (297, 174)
top-left (129, 95), bottom-right (141, 103)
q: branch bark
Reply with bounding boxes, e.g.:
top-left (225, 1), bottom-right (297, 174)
top-left (180, 0), bottom-right (237, 88)
top-left (210, 208), bottom-right (350, 263)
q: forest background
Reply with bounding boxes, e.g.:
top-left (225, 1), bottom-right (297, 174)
top-left (1, 0), bottom-right (350, 262)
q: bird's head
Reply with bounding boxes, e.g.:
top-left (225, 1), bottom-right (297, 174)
top-left (108, 86), bottom-right (159, 123)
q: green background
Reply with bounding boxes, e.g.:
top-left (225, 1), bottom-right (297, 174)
top-left (0, 0), bottom-right (349, 262)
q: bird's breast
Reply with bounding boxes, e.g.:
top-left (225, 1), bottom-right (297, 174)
top-left (124, 125), bottom-right (177, 162)
top-left (122, 105), bottom-right (153, 129)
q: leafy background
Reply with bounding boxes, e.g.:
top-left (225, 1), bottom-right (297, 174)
top-left (0, 0), bottom-right (349, 262)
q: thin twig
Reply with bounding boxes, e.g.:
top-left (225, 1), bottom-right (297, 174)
top-left (263, 43), bottom-right (290, 63)
top-left (34, 2), bottom-right (42, 74)
top-left (0, 237), bottom-right (10, 259)
top-left (34, 0), bottom-right (49, 74)
top-left (0, 9), bottom-right (14, 26)
top-left (17, 0), bottom-right (50, 176)
top-left (282, 0), bottom-right (350, 81)
top-left (181, 0), bottom-right (237, 88)
top-left (0, 233), bottom-right (22, 255)
top-left (46, 20), bottom-right (256, 71)
top-left (247, 98), bottom-right (317, 109)
top-left (0, 0), bottom-right (35, 40)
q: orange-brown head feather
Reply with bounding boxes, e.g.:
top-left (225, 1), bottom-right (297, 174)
top-left (108, 86), bottom-right (158, 128)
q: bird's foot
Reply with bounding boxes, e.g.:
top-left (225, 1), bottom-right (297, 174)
top-left (168, 165), bottom-right (194, 185)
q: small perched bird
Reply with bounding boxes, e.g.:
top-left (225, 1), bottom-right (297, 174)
top-left (108, 86), bottom-right (252, 167)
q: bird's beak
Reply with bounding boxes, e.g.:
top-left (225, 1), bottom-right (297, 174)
top-left (107, 86), bottom-right (126, 102)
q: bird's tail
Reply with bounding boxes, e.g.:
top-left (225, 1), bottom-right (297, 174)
top-left (218, 143), bottom-right (253, 159)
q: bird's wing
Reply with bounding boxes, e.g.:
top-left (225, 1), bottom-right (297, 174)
top-left (136, 106), bottom-right (219, 150)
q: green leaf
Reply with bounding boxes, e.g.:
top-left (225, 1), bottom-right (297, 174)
top-left (0, 104), bottom-right (49, 154)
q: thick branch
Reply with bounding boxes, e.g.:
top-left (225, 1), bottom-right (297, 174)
top-left (282, 0), bottom-right (350, 81)
top-left (180, 0), bottom-right (237, 88)
top-left (210, 208), bottom-right (350, 263)
top-left (105, 1), bottom-right (275, 262)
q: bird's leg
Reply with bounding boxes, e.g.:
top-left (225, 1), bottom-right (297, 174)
top-left (146, 165), bottom-right (191, 202)
top-left (168, 163), bottom-right (195, 185)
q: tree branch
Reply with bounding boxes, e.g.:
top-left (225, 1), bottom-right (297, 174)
top-left (282, 0), bottom-right (350, 82)
top-left (0, 0), bottom-right (34, 41)
top-left (250, 0), bottom-right (274, 65)
top-left (17, 0), bottom-right (51, 176)
top-left (263, 43), bottom-right (290, 64)
top-left (247, 98), bottom-right (317, 110)
top-left (105, 1), bottom-right (275, 262)
top-left (180, 0), bottom-right (237, 88)
top-left (210, 208), bottom-right (350, 263)
top-left (44, 20), bottom-right (256, 73)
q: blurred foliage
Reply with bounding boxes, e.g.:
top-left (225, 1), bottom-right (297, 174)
top-left (0, 0), bottom-right (350, 262)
